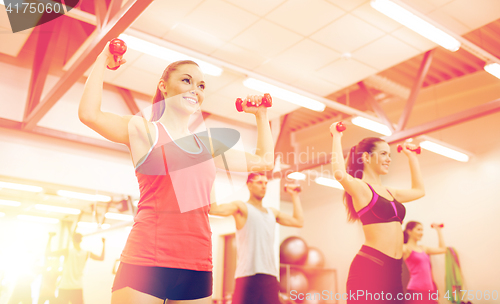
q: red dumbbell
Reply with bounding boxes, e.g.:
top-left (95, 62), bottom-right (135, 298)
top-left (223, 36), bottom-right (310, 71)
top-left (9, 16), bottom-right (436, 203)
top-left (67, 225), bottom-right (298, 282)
top-left (397, 145), bottom-right (421, 154)
top-left (431, 223), bottom-right (444, 228)
top-left (284, 184), bottom-right (301, 193)
top-left (107, 38), bottom-right (127, 70)
top-left (330, 121), bottom-right (346, 136)
top-left (235, 93), bottom-right (272, 112)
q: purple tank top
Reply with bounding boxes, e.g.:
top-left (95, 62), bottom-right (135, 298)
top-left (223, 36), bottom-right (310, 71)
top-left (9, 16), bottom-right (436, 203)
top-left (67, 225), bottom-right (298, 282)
top-left (405, 250), bottom-right (436, 291)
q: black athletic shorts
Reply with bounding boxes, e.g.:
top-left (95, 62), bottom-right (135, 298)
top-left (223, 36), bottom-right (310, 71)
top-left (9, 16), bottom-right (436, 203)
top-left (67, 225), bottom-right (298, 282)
top-left (232, 273), bottom-right (280, 304)
top-left (112, 262), bottom-right (212, 300)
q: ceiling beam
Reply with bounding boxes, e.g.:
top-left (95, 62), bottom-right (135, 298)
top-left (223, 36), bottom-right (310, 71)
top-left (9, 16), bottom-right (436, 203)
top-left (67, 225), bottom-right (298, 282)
top-left (116, 87), bottom-right (141, 116)
top-left (23, 0), bottom-right (155, 131)
top-left (357, 81), bottom-right (394, 132)
top-left (94, 0), bottom-right (108, 31)
top-left (269, 97), bottom-right (500, 179)
top-left (24, 19), bottom-right (61, 121)
top-left (384, 98), bottom-right (500, 144)
top-left (103, 0), bottom-right (123, 27)
top-left (396, 50), bottom-right (434, 131)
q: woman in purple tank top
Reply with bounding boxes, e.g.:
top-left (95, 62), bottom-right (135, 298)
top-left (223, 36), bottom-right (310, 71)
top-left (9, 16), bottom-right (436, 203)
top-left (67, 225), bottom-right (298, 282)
top-left (403, 221), bottom-right (446, 303)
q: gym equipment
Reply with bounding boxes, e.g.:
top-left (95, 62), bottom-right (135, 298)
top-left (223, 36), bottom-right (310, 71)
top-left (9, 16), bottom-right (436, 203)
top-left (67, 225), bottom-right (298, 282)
top-left (280, 236), bottom-right (308, 265)
top-left (397, 144), bottom-right (421, 154)
top-left (304, 247), bottom-right (325, 269)
top-left (431, 223), bottom-right (444, 228)
top-left (284, 184), bottom-right (301, 193)
top-left (235, 93), bottom-right (272, 112)
top-left (107, 38), bottom-right (127, 70)
top-left (279, 268), bottom-right (309, 295)
top-left (330, 121), bottom-right (346, 136)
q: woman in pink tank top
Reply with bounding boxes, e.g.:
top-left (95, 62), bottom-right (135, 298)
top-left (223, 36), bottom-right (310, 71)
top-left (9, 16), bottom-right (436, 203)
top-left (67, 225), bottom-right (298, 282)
top-left (403, 221), bottom-right (447, 304)
top-left (79, 41), bottom-right (275, 304)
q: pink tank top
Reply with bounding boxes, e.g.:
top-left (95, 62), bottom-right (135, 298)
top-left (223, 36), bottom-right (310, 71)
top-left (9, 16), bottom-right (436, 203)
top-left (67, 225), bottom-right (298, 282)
top-left (405, 250), bottom-right (436, 291)
top-left (120, 122), bottom-right (216, 271)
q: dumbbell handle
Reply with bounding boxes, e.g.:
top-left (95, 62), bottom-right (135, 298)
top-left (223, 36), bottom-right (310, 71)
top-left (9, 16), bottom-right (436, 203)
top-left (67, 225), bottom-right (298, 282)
top-left (107, 38), bottom-right (127, 70)
top-left (284, 184), bottom-right (301, 193)
top-left (397, 145), bottom-right (421, 154)
top-left (431, 223), bottom-right (444, 228)
top-left (330, 121), bottom-right (346, 136)
top-left (235, 93), bottom-right (272, 112)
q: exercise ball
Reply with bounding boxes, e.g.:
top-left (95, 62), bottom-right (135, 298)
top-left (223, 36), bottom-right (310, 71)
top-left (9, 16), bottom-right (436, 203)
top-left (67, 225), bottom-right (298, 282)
top-left (304, 247), bottom-right (325, 268)
top-left (303, 290), bottom-right (322, 304)
top-left (280, 236), bottom-right (308, 265)
top-left (279, 268), bottom-right (309, 295)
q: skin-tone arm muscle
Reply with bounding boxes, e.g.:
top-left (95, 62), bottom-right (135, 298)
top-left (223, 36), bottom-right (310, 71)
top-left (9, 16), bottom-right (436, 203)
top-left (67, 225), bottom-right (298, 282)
top-left (271, 187), bottom-right (304, 227)
top-left (90, 238), bottom-right (106, 261)
top-left (387, 143), bottom-right (425, 203)
top-left (425, 225), bottom-right (446, 255)
top-left (207, 96), bottom-right (274, 172)
top-left (78, 42), bottom-right (132, 145)
top-left (329, 122), bottom-right (370, 204)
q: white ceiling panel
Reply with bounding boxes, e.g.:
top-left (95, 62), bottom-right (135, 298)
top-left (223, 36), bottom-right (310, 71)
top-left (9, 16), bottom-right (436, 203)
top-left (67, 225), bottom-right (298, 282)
top-left (427, 8), bottom-right (471, 35)
top-left (110, 66), bottom-right (160, 96)
top-left (268, 39), bottom-right (340, 72)
top-left (391, 27), bottom-right (438, 52)
top-left (181, 0), bottom-right (259, 42)
top-left (310, 14), bottom-right (385, 53)
top-left (266, 0), bottom-right (345, 36)
top-left (291, 72), bottom-right (342, 97)
top-left (439, 0), bottom-right (500, 30)
top-left (400, 0), bottom-right (438, 14)
top-left (351, 2), bottom-right (402, 33)
top-left (129, 0), bottom-right (203, 38)
top-left (253, 61), bottom-right (303, 85)
top-left (254, 39), bottom-right (341, 84)
top-left (163, 23), bottom-right (227, 55)
top-left (223, 0), bottom-right (287, 17)
top-left (211, 43), bottom-right (268, 70)
top-left (325, 0), bottom-right (366, 12)
top-left (130, 54), bottom-right (174, 77)
top-left (353, 35), bottom-right (420, 70)
top-left (317, 58), bottom-right (377, 87)
top-left (231, 19), bottom-right (303, 58)
top-left (203, 70), bottom-right (244, 97)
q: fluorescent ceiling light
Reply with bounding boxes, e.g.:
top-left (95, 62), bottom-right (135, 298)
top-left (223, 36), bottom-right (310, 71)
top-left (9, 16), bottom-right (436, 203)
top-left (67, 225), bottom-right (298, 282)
top-left (0, 199), bottom-right (21, 207)
top-left (315, 177), bottom-right (344, 190)
top-left (243, 78), bottom-right (326, 112)
top-left (287, 172), bottom-right (306, 181)
top-left (484, 62), bottom-right (500, 79)
top-left (105, 212), bottom-right (134, 221)
top-left (35, 204), bottom-right (81, 215)
top-left (17, 215), bottom-right (60, 224)
top-left (0, 181), bottom-right (43, 192)
top-left (370, 0), bottom-right (460, 52)
top-left (57, 190), bottom-right (111, 202)
top-left (119, 34), bottom-right (223, 76)
top-left (420, 140), bottom-right (469, 162)
top-left (351, 116), bottom-right (392, 136)
top-left (0, 212), bottom-right (4, 217)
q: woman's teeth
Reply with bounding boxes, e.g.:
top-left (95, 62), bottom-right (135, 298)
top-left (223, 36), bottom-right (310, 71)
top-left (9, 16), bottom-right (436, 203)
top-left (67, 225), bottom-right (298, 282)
top-left (185, 97), bottom-right (198, 105)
